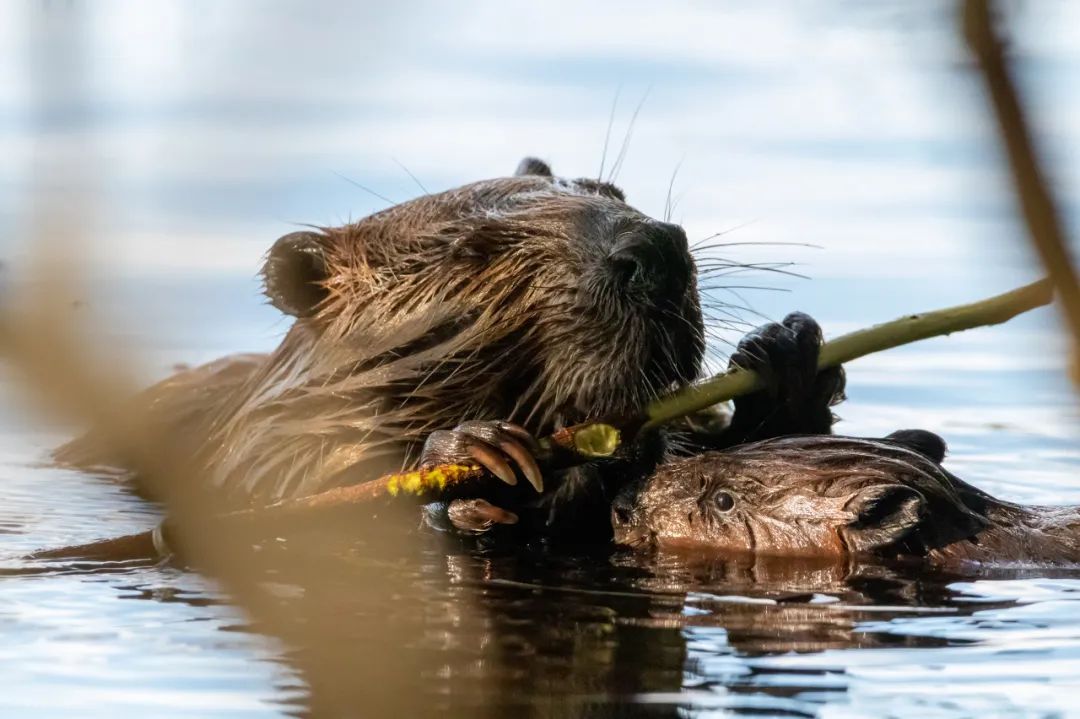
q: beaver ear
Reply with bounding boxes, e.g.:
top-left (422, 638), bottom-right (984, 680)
top-left (515, 157), bottom-right (553, 177)
top-left (842, 485), bottom-right (926, 554)
top-left (886, 429), bottom-right (947, 464)
top-left (262, 231), bottom-right (330, 318)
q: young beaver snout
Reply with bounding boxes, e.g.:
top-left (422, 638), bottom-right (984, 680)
top-left (615, 432), bottom-right (1080, 565)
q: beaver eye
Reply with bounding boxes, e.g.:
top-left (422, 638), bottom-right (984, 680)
top-left (715, 492), bottom-right (736, 513)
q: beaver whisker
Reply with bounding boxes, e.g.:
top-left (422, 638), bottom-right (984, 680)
top-left (693, 264), bottom-right (752, 275)
top-left (392, 158), bottom-right (430, 196)
top-left (697, 296), bottom-right (774, 318)
top-left (698, 265), bottom-right (810, 282)
top-left (693, 257), bottom-right (793, 277)
top-left (663, 159), bottom-right (683, 224)
top-left (696, 308), bottom-right (751, 326)
top-left (656, 339), bottom-right (682, 384)
top-left (636, 366), bottom-right (659, 406)
top-left (694, 257), bottom-right (793, 267)
top-left (690, 324), bottom-right (732, 345)
top-left (597, 86), bottom-right (621, 181)
top-left (605, 88), bottom-right (650, 184)
top-left (688, 222), bottom-right (760, 250)
top-left (699, 295), bottom-right (757, 313)
top-left (701, 285), bottom-right (789, 295)
top-left (515, 365), bottom-right (575, 430)
top-left (332, 171), bottom-right (398, 207)
top-left (697, 272), bottom-right (786, 290)
top-left (694, 240), bottom-right (820, 252)
top-left (691, 265), bottom-right (760, 280)
top-left (698, 352), bottom-right (731, 375)
top-left (697, 320), bottom-right (754, 339)
top-left (699, 308), bottom-right (771, 332)
top-left (658, 304), bottom-right (705, 338)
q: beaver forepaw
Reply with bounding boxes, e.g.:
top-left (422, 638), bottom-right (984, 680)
top-left (420, 420), bottom-right (544, 493)
top-left (422, 498), bottom-right (520, 536)
top-left (726, 312), bottom-right (846, 442)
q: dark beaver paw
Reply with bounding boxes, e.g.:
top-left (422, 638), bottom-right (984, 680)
top-left (419, 420), bottom-right (544, 493)
top-left (726, 312), bottom-right (846, 442)
top-left (422, 499), bottom-right (520, 535)
top-left (419, 420), bottom-right (541, 536)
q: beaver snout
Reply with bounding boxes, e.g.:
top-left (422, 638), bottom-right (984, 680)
top-left (610, 497), bottom-right (651, 548)
top-left (607, 221), bottom-right (692, 300)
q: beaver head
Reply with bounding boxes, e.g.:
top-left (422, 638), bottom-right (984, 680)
top-left (613, 432), bottom-right (989, 559)
top-left (215, 158), bottom-right (704, 500)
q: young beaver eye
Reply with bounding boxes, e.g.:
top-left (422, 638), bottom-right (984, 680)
top-left (715, 491), bottom-right (736, 513)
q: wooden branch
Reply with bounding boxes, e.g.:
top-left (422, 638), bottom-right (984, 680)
top-left (962, 0), bottom-right (1080, 368)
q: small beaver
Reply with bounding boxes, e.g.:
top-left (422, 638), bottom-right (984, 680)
top-left (614, 431), bottom-right (1080, 565)
top-left (58, 157), bottom-right (844, 539)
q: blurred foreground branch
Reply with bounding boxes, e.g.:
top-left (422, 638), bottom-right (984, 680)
top-left (0, 255), bottom-right (443, 714)
top-left (963, 0), bottom-right (1080, 381)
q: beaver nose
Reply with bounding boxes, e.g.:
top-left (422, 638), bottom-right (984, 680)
top-left (611, 491), bottom-right (636, 529)
top-left (611, 493), bottom-right (652, 547)
top-left (607, 221), bottom-right (691, 297)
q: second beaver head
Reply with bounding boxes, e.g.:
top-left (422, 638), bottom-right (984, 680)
top-left (613, 432), bottom-right (993, 559)
top-left (208, 158), bottom-right (704, 499)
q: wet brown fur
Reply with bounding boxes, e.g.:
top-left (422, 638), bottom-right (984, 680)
top-left (58, 172), bottom-right (704, 507)
top-left (617, 434), bottom-right (1080, 566)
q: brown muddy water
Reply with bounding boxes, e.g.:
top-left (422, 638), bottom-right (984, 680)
top-left (4, 2), bottom-right (1080, 717)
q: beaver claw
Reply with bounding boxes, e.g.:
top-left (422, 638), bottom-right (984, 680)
top-left (422, 498), bottom-right (520, 535)
top-left (447, 499), bottom-right (519, 533)
top-left (725, 311), bottom-right (846, 443)
top-left (420, 420), bottom-right (544, 492)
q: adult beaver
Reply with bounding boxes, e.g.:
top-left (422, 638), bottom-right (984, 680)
top-left (613, 431), bottom-right (1080, 565)
top-left (58, 157), bottom-right (844, 539)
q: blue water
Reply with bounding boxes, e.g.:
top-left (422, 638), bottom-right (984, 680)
top-left (3, 1), bottom-right (1080, 717)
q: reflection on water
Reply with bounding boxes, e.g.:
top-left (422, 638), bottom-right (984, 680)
top-left (4, 0), bottom-right (1080, 717)
top-left (8, 525), bottom-right (1080, 717)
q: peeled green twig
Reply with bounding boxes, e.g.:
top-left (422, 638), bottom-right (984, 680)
top-left (642, 278), bottom-right (1052, 429)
